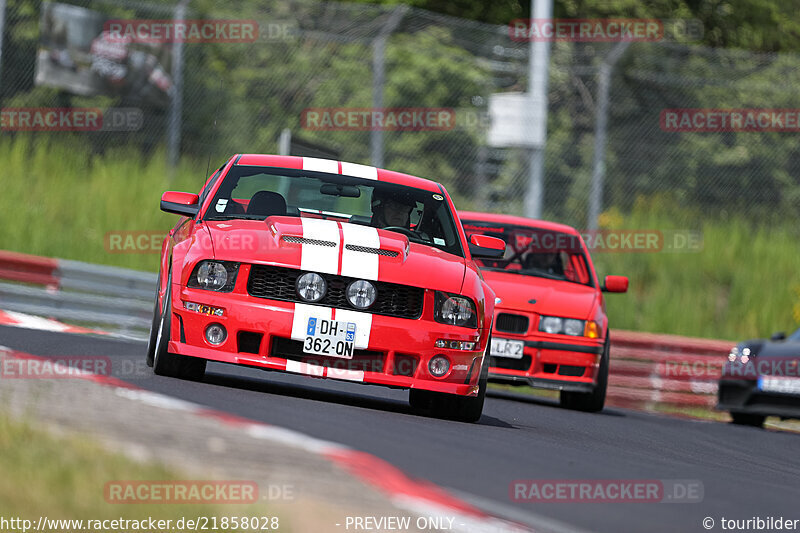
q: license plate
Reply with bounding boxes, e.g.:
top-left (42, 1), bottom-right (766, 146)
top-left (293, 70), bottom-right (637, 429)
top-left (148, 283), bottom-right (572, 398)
top-left (758, 376), bottom-right (800, 395)
top-left (491, 338), bottom-right (524, 359)
top-left (303, 318), bottom-right (356, 359)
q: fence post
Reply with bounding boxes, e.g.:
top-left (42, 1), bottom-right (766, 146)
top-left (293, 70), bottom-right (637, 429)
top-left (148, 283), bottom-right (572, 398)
top-left (0, 0), bottom-right (7, 96)
top-left (587, 41), bottom-right (630, 230)
top-left (370, 5), bottom-right (407, 168)
top-left (167, 0), bottom-right (189, 173)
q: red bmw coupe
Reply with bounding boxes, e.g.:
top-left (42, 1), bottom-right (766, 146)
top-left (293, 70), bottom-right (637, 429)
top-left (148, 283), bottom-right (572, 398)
top-left (460, 212), bottom-right (628, 412)
top-left (146, 155), bottom-right (505, 422)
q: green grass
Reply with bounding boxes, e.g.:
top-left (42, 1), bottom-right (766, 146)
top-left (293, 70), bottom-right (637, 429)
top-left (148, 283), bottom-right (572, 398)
top-left (0, 411), bottom-right (284, 529)
top-left (2, 135), bottom-right (799, 341)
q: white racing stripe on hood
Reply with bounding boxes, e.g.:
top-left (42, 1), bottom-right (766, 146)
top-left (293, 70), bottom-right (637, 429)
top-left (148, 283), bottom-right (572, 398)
top-left (333, 308), bottom-right (372, 349)
top-left (291, 303), bottom-right (333, 341)
top-left (300, 218), bottom-right (341, 275)
top-left (340, 224), bottom-right (380, 280)
top-left (302, 157), bottom-right (339, 174)
top-left (340, 162), bottom-right (378, 180)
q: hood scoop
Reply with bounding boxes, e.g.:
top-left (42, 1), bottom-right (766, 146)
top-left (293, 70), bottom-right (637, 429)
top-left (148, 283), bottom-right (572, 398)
top-left (281, 235), bottom-right (337, 248)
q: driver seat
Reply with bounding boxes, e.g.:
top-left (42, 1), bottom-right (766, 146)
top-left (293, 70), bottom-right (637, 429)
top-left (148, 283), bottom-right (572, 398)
top-left (247, 191), bottom-right (287, 218)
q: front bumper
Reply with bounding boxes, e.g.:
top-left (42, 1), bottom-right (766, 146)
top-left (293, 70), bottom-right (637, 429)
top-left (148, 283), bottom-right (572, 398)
top-left (169, 285), bottom-right (487, 396)
top-left (488, 333), bottom-right (604, 390)
top-left (717, 379), bottom-right (800, 419)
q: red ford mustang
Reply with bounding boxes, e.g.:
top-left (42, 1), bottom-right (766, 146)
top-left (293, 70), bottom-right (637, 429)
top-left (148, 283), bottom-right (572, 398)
top-left (459, 212), bottom-right (628, 412)
top-left (146, 155), bottom-right (505, 422)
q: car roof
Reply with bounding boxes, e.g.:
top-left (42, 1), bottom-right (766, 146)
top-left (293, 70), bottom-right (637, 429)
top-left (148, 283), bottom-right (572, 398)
top-left (234, 154), bottom-right (442, 193)
top-left (459, 210), bottom-right (581, 236)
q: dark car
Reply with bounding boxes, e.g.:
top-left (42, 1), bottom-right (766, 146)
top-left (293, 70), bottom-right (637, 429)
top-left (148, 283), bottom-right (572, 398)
top-left (717, 327), bottom-right (800, 428)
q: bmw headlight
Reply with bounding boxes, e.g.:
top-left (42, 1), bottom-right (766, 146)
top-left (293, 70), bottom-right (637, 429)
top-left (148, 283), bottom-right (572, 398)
top-left (539, 315), bottom-right (588, 337)
top-left (189, 261), bottom-right (239, 292)
top-left (346, 280), bottom-right (377, 309)
top-left (434, 292), bottom-right (477, 328)
top-left (296, 272), bottom-right (327, 303)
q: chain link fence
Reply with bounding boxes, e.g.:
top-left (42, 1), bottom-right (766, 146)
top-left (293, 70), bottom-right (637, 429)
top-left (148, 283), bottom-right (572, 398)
top-left (2, 0), bottom-right (799, 229)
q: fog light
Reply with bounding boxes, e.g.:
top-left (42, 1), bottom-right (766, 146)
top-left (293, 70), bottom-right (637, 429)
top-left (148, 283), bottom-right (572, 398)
top-left (429, 355), bottom-right (450, 377)
top-left (205, 323), bottom-right (227, 345)
top-left (296, 272), bottom-right (327, 303)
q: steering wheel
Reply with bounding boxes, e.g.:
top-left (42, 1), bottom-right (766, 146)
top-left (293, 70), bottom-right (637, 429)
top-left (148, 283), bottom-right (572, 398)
top-left (382, 226), bottom-right (416, 238)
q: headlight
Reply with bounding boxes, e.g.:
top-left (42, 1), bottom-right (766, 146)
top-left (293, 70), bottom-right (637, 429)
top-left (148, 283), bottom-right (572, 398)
top-left (434, 292), bottom-right (477, 328)
top-left (346, 280), bottom-right (377, 309)
top-left (539, 315), bottom-right (588, 336)
top-left (296, 272), bottom-right (327, 303)
top-left (189, 261), bottom-right (239, 292)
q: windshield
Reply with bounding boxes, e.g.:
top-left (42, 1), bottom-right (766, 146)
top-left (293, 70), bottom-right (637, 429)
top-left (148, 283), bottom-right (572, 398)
top-left (461, 220), bottom-right (594, 287)
top-left (205, 165), bottom-right (464, 257)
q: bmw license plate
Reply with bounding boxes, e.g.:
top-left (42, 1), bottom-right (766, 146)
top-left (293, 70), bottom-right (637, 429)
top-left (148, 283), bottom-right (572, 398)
top-left (758, 376), bottom-right (800, 395)
top-left (303, 318), bottom-right (356, 359)
top-left (491, 338), bottom-right (524, 359)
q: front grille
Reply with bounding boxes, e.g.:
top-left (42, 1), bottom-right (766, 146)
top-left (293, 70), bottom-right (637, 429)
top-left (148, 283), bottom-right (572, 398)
top-left (344, 244), bottom-right (399, 257)
top-left (495, 313), bottom-right (529, 334)
top-left (247, 265), bottom-right (424, 319)
top-left (237, 331), bottom-right (263, 354)
top-left (490, 355), bottom-right (532, 371)
top-left (271, 337), bottom-right (385, 373)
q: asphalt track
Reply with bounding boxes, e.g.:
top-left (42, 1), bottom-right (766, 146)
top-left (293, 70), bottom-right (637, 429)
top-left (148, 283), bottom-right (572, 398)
top-left (2, 324), bottom-right (799, 533)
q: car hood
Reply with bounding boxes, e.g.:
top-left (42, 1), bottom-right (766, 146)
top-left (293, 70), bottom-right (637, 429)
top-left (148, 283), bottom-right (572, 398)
top-left (201, 217), bottom-right (466, 293)
top-left (481, 269), bottom-right (597, 318)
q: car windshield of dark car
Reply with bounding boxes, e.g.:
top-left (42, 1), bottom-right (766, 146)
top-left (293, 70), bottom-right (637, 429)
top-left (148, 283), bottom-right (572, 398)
top-left (204, 165), bottom-right (463, 257)
top-left (787, 328), bottom-right (800, 342)
top-left (462, 221), bottom-right (593, 287)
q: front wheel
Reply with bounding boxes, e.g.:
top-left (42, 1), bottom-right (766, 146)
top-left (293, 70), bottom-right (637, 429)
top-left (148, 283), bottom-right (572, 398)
top-left (410, 339), bottom-right (489, 423)
top-left (152, 271), bottom-right (206, 381)
top-left (560, 336), bottom-right (609, 413)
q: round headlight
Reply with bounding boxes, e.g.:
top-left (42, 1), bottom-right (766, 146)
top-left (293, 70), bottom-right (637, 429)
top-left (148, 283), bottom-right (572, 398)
top-left (441, 296), bottom-right (474, 327)
top-left (346, 280), bottom-right (377, 309)
top-left (563, 319), bottom-right (584, 336)
top-left (540, 316), bottom-right (563, 334)
top-left (197, 261), bottom-right (228, 290)
top-left (296, 272), bottom-right (326, 303)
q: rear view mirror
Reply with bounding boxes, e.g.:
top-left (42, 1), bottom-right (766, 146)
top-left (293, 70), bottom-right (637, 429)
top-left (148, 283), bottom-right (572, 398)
top-left (161, 191), bottom-right (200, 217)
top-left (320, 183), bottom-right (361, 198)
top-left (770, 331), bottom-right (786, 341)
top-left (602, 275), bottom-right (629, 293)
top-left (469, 234), bottom-right (506, 259)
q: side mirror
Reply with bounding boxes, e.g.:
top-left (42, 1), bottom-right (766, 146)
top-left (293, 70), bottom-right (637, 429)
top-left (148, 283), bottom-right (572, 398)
top-left (469, 234), bottom-right (505, 259)
top-left (602, 275), bottom-right (629, 293)
top-left (161, 191), bottom-right (200, 217)
top-left (770, 331), bottom-right (786, 342)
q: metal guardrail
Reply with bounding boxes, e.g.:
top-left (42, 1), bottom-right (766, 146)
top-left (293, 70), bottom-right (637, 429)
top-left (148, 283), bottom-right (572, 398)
top-left (0, 250), bottom-right (156, 334)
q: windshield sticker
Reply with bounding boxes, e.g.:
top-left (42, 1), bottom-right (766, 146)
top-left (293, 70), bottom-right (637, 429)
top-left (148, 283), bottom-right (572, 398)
top-left (215, 199), bottom-right (228, 213)
top-left (432, 194), bottom-right (444, 201)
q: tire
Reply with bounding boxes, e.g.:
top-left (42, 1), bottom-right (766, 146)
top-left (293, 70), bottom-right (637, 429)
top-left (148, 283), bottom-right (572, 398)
top-left (145, 285), bottom-right (161, 368)
top-left (152, 270), bottom-right (206, 381)
top-left (409, 338), bottom-right (490, 423)
top-left (730, 412), bottom-right (765, 428)
top-left (560, 336), bottom-right (609, 413)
